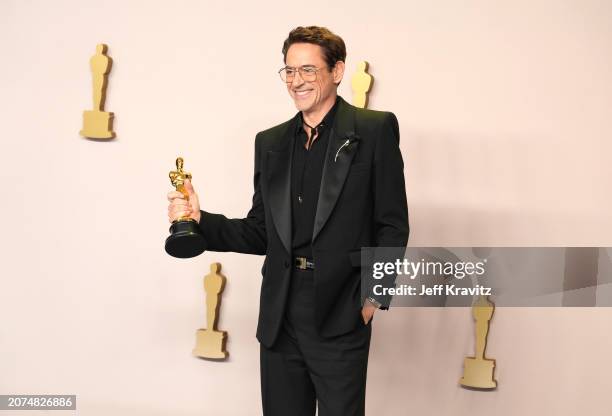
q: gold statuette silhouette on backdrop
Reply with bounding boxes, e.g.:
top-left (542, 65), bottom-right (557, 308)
top-left (80, 44), bottom-right (115, 139)
top-left (193, 263), bottom-right (228, 360)
top-left (460, 295), bottom-right (498, 389)
top-left (351, 61), bottom-right (373, 109)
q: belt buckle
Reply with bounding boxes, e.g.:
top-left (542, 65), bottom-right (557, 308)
top-left (296, 257), bottom-right (307, 270)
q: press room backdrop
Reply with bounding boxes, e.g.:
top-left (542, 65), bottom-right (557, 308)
top-left (1, 1), bottom-right (611, 415)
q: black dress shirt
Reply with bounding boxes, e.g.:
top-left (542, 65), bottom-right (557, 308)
top-left (291, 97), bottom-right (340, 258)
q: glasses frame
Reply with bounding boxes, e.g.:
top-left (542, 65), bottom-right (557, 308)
top-left (278, 65), bottom-right (327, 83)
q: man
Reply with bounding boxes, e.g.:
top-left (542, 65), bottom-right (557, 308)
top-left (167, 26), bottom-right (408, 416)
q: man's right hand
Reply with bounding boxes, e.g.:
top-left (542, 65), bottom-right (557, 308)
top-left (167, 178), bottom-right (201, 223)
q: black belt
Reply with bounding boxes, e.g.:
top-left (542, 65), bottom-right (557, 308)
top-left (294, 257), bottom-right (315, 270)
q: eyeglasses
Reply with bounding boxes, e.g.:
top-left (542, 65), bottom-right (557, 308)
top-left (278, 65), bottom-right (325, 83)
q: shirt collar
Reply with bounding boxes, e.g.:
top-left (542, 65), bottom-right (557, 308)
top-left (294, 95), bottom-right (341, 135)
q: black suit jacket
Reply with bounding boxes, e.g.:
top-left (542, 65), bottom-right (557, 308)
top-left (199, 96), bottom-right (409, 348)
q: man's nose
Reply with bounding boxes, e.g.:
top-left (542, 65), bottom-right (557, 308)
top-left (291, 71), bottom-right (305, 88)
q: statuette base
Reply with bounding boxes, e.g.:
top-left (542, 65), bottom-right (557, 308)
top-left (165, 219), bottom-right (206, 258)
top-left (80, 110), bottom-right (115, 139)
top-left (460, 357), bottom-right (497, 390)
top-left (193, 329), bottom-right (228, 360)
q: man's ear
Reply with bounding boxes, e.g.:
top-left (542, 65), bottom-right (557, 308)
top-left (333, 61), bottom-right (345, 85)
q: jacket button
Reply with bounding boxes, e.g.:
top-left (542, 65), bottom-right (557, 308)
top-left (284, 260), bottom-right (290, 268)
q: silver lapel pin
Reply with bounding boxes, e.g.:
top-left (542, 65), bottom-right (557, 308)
top-left (334, 139), bottom-right (351, 162)
top-left (334, 133), bottom-right (360, 162)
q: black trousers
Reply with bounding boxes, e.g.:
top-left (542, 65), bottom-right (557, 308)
top-left (260, 268), bottom-right (372, 416)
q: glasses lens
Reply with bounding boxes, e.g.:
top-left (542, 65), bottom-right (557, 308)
top-left (279, 68), bottom-right (295, 82)
top-left (279, 67), bottom-right (317, 83)
top-left (285, 69), bottom-right (296, 82)
top-left (301, 68), bottom-right (317, 82)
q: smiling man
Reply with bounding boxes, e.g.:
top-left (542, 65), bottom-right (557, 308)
top-left (167, 26), bottom-right (409, 416)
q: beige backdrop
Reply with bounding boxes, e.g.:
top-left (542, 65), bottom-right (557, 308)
top-left (1, 0), bottom-right (611, 415)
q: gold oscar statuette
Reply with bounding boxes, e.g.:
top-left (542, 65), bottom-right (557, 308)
top-left (351, 61), bottom-right (374, 109)
top-left (193, 263), bottom-right (229, 360)
top-left (165, 157), bottom-right (206, 258)
top-left (459, 295), bottom-right (498, 390)
top-left (80, 44), bottom-right (116, 139)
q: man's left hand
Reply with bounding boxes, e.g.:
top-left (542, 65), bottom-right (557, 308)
top-left (361, 300), bottom-right (377, 325)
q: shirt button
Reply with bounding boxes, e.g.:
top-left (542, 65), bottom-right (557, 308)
top-left (298, 195), bottom-right (303, 203)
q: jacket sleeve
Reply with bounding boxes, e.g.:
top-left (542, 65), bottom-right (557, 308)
top-left (369, 112), bottom-right (409, 309)
top-left (198, 133), bottom-right (267, 255)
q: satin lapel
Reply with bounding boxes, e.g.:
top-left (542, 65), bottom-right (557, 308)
top-left (312, 98), bottom-right (358, 242)
top-left (266, 120), bottom-right (297, 255)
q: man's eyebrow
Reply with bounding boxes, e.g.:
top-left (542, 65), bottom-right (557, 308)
top-left (285, 64), bottom-right (317, 69)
